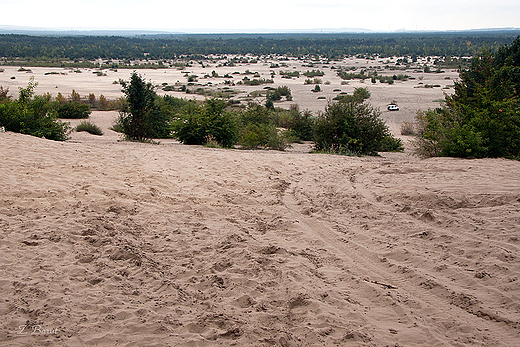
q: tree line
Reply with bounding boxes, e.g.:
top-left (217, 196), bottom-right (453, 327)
top-left (1, 32), bottom-right (519, 63)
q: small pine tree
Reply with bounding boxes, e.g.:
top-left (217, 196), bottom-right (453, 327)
top-left (119, 72), bottom-right (157, 141)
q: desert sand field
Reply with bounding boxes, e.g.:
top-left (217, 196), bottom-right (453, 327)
top-left (1, 58), bottom-right (520, 346)
top-left (0, 55), bottom-right (457, 131)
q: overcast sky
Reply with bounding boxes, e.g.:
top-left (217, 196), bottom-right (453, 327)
top-left (2, 0), bottom-right (519, 32)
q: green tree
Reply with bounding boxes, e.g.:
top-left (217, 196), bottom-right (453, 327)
top-left (414, 36), bottom-right (520, 159)
top-left (119, 72), bottom-right (163, 141)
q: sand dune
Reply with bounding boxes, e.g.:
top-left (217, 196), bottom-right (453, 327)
top-left (1, 111), bottom-right (519, 346)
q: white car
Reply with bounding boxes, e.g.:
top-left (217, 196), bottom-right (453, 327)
top-left (387, 104), bottom-right (399, 111)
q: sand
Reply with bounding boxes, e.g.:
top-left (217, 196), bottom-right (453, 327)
top-left (1, 57), bottom-right (520, 346)
top-left (0, 108), bottom-right (519, 346)
top-left (0, 55), bottom-right (456, 124)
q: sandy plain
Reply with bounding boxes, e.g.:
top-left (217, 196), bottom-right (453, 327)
top-left (1, 57), bottom-right (519, 346)
top-left (0, 55), bottom-right (457, 131)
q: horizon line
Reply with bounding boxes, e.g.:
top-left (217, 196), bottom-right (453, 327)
top-left (1, 25), bottom-right (520, 36)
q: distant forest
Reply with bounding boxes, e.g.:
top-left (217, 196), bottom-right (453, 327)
top-left (1, 31), bottom-right (519, 64)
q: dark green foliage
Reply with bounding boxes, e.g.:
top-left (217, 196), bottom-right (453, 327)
top-left (240, 78), bottom-right (274, 86)
top-left (172, 99), bottom-right (238, 148)
top-left (313, 100), bottom-right (403, 155)
top-left (1, 33), bottom-right (518, 62)
top-left (279, 70), bottom-right (300, 78)
top-left (55, 100), bottom-right (91, 119)
top-left (238, 104), bottom-right (287, 150)
top-left (334, 87), bottom-right (371, 103)
top-left (118, 72), bottom-right (171, 140)
top-left (0, 79), bottom-right (70, 141)
top-left (303, 69), bottom-right (325, 77)
top-left (75, 120), bottom-right (103, 135)
top-left (414, 36), bottom-right (520, 159)
top-left (337, 70), bottom-right (369, 80)
top-left (287, 108), bottom-right (315, 142)
top-left (266, 86), bottom-right (292, 103)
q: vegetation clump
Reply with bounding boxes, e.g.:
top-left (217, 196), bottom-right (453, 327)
top-left (237, 104), bottom-right (288, 150)
top-left (117, 72), bottom-right (171, 141)
top-left (266, 86), bottom-right (292, 104)
top-left (75, 120), bottom-right (103, 135)
top-left (412, 36), bottom-right (520, 159)
top-left (0, 78), bottom-right (70, 141)
top-left (313, 88), bottom-right (403, 155)
top-left (171, 98), bottom-right (238, 148)
top-left (303, 69), bottom-right (325, 77)
top-left (279, 70), bottom-right (300, 78)
top-left (56, 100), bottom-right (91, 119)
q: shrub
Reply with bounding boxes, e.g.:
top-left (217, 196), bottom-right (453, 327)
top-left (313, 100), bottom-right (403, 155)
top-left (412, 108), bottom-right (486, 158)
top-left (266, 86), bottom-right (292, 103)
top-left (280, 71), bottom-right (300, 78)
top-left (239, 122), bottom-right (287, 150)
top-left (55, 101), bottom-right (91, 119)
top-left (172, 99), bottom-right (238, 148)
top-left (0, 79), bottom-right (70, 141)
top-left (75, 120), bottom-right (103, 135)
top-left (305, 78), bottom-right (322, 85)
top-left (333, 87), bottom-right (371, 103)
top-left (240, 77), bottom-right (274, 86)
top-left (303, 69), bottom-right (325, 77)
top-left (288, 109), bottom-right (315, 141)
top-left (238, 104), bottom-right (288, 150)
top-left (400, 121), bottom-right (417, 135)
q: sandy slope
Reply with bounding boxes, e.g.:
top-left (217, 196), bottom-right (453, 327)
top-left (0, 112), bottom-right (519, 346)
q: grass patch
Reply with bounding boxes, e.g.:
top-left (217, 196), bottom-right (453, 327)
top-left (75, 120), bottom-right (103, 136)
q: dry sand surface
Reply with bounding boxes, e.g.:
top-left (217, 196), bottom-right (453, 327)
top-left (1, 109), bottom-right (520, 346)
top-left (1, 58), bottom-right (520, 346)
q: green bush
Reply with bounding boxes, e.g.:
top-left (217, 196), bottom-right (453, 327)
top-left (287, 108), bottom-right (315, 142)
top-left (266, 86), bottom-right (292, 103)
top-left (172, 99), bottom-right (238, 148)
top-left (56, 100), bottom-right (91, 119)
top-left (0, 79), bottom-right (70, 141)
top-left (303, 69), bottom-right (325, 77)
top-left (334, 87), bottom-right (371, 103)
top-left (313, 100), bottom-right (402, 155)
top-left (75, 120), bottom-right (103, 135)
top-left (237, 104), bottom-right (288, 150)
top-left (413, 36), bottom-right (520, 159)
top-left (239, 122), bottom-right (286, 150)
